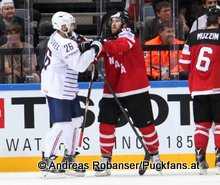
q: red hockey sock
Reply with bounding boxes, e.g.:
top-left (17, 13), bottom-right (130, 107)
top-left (99, 123), bottom-right (116, 156)
top-left (139, 124), bottom-right (159, 154)
top-left (194, 122), bottom-right (212, 153)
top-left (214, 123), bottom-right (220, 149)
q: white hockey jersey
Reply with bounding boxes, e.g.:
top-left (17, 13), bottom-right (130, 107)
top-left (41, 31), bottom-right (96, 100)
top-left (190, 14), bottom-right (207, 33)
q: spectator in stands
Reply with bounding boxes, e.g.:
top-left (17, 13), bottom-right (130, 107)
top-left (0, 0), bottom-right (25, 46)
top-left (0, 22), bottom-right (40, 83)
top-left (190, 0), bottom-right (219, 33)
top-left (151, 0), bottom-right (194, 38)
top-left (179, 0), bottom-right (204, 35)
top-left (152, 0), bottom-right (169, 13)
top-left (124, 0), bottom-right (153, 21)
top-left (144, 21), bottom-right (186, 80)
top-left (14, 0), bottom-right (41, 48)
top-left (143, 1), bottom-right (185, 43)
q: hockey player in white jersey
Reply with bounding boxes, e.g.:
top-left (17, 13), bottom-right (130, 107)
top-left (40, 11), bottom-right (102, 178)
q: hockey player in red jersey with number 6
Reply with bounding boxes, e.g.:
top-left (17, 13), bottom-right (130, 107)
top-left (94, 10), bottom-right (162, 176)
top-left (179, 7), bottom-right (220, 175)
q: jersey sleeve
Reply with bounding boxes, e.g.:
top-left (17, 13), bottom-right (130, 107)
top-left (189, 20), bottom-right (197, 33)
top-left (103, 30), bottom-right (135, 55)
top-left (179, 40), bottom-right (191, 71)
top-left (61, 40), bottom-right (96, 72)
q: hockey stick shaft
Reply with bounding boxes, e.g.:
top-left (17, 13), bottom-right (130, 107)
top-left (78, 64), bottom-right (95, 147)
top-left (98, 13), bottom-right (107, 37)
top-left (98, 68), bottom-right (150, 175)
top-left (98, 9), bottom-right (119, 37)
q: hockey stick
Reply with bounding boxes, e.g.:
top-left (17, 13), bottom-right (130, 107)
top-left (98, 69), bottom-right (150, 175)
top-left (78, 64), bottom-right (95, 147)
top-left (98, 8), bottom-right (119, 37)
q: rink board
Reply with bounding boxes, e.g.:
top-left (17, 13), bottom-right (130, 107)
top-left (0, 81), bottom-right (216, 172)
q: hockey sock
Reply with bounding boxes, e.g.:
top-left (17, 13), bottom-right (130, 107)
top-left (214, 123), bottom-right (220, 149)
top-left (139, 124), bottom-right (159, 154)
top-left (99, 123), bottom-right (116, 156)
top-left (44, 122), bottom-right (69, 157)
top-left (62, 116), bottom-right (83, 155)
top-left (194, 122), bottom-right (212, 153)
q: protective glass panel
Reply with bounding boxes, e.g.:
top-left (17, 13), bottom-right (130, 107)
top-left (0, 0), bottom-right (38, 83)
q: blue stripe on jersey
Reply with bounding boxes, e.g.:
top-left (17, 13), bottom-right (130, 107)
top-left (63, 68), bottom-right (78, 98)
top-left (63, 94), bottom-right (76, 97)
top-left (64, 85), bottom-right (76, 89)
top-left (66, 77), bottom-right (78, 80)
top-left (66, 72), bottom-right (77, 76)
top-left (64, 90), bottom-right (77, 92)
top-left (64, 81), bottom-right (76, 84)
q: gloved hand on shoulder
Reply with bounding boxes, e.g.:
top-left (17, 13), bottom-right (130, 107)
top-left (121, 27), bottom-right (131, 32)
top-left (90, 40), bottom-right (103, 57)
top-left (93, 36), bottom-right (107, 44)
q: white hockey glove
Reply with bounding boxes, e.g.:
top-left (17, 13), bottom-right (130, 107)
top-left (121, 27), bottom-right (131, 32)
top-left (90, 40), bottom-right (103, 57)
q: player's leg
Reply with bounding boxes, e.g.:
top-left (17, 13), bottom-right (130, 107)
top-left (41, 96), bottom-right (72, 178)
top-left (211, 94), bottom-right (220, 174)
top-left (193, 95), bottom-right (212, 175)
top-left (61, 95), bottom-right (86, 176)
top-left (126, 92), bottom-right (161, 172)
top-left (215, 147), bottom-right (220, 175)
top-left (194, 122), bottom-right (211, 175)
top-left (95, 98), bottom-right (120, 176)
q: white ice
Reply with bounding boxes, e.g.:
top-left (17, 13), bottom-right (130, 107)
top-left (0, 169), bottom-right (219, 185)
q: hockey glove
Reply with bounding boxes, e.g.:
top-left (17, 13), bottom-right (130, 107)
top-left (90, 40), bottom-right (103, 57)
top-left (93, 36), bottom-right (105, 44)
top-left (79, 40), bottom-right (92, 53)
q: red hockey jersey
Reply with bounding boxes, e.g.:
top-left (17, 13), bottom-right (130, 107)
top-left (179, 28), bottom-right (220, 97)
top-left (100, 30), bottom-right (150, 98)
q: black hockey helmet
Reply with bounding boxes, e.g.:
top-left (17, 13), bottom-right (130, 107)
top-left (206, 6), bottom-right (220, 25)
top-left (109, 10), bottom-right (130, 26)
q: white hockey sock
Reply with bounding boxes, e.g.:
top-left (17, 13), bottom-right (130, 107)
top-left (44, 122), bottom-right (69, 157)
top-left (62, 116), bottom-right (83, 155)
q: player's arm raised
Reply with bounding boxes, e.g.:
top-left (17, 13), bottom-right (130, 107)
top-left (62, 40), bottom-right (102, 73)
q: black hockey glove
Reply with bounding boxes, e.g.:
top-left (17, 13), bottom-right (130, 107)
top-left (90, 40), bottom-right (103, 57)
top-left (93, 36), bottom-right (105, 44)
top-left (76, 34), bottom-right (87, 43)
top-left (79, 40), bottom-right (92, 53)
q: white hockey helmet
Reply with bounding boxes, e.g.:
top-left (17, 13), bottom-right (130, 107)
top-left (51, 11), bottom-right (76, 33)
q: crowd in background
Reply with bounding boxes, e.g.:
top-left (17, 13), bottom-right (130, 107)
top-left (0, 0), bottom-right (219, 83)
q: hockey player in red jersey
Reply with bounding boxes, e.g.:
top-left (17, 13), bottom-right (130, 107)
top-left (179, 7), bottom-right (220, 175)
top-left (94, 11), bottom-right (161, 176)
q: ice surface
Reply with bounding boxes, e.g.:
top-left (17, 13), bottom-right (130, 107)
top-left (0, 169), bottom-right (219, 185)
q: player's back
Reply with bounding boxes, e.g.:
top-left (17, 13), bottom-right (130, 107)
top-left (184, 28), bottom-right (220, 96)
